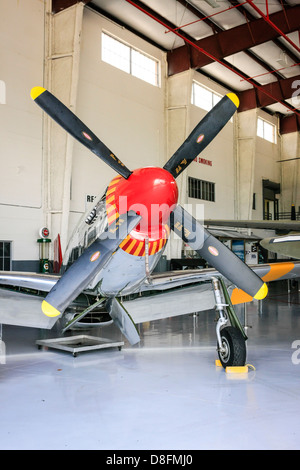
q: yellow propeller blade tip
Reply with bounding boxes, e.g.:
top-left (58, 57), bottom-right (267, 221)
top-left (42, 300), bottom-right (61, 317)
top-left (226, 92), bottom-right (239, 108)
top-left (31, 86), bottom-right (46, 101)
top-left (254, 282), bottom-right (268, 300)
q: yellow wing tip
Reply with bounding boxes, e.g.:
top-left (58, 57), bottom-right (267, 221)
top-left (42, 300), bottom-right (61, 317)
top-left (31, 86), bottom-right (46, 101)
top-left (226, 92), bottom-right (239, 108)
top-left (254, 282), bottom-right (268, 300)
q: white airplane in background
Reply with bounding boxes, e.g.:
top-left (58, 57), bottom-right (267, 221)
top-left (204, 218), bottom-right (300, 260)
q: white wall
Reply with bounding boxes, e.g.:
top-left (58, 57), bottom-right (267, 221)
top-left (280, 132), bottom-right (300, 214)
top-left (167, 70), bottom-right (236, 222)
top-left (69, 7), bottom-right (167, 234)
top-left (188, 72), bottom-right (236, 220)
top-left (0, 2), bottom-right (168, 269)
top-left (167, 70), bottom-right (284, 231)
top-left (0, 0), bottom-right (45, 268)
top-left (253, 110), bottom-right (280, 219)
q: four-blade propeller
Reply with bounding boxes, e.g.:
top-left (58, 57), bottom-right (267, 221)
top-left (31, 86), bottom-right (267, 342)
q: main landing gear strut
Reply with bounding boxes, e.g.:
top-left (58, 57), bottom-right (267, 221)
top-left (212, 277), bottom-right (247, 368)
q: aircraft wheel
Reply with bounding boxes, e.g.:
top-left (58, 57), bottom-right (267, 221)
top-left (217, 326), bottom-right (246, 368)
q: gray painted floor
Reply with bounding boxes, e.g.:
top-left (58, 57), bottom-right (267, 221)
top-left (0, 280), bottom-right (300, 450)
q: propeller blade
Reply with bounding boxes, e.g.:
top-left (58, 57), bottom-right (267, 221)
top-left (163, 93), bottom-right (239, 178)
top-left (106, 297), bottom-right (140, 345)
top-left (170, 205), bottom-right (268, 300)
top-left (31, 87), bottom-right (132, 179)
top-left (41, 211), bottom-right (141, 318)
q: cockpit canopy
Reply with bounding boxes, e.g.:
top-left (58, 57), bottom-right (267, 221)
top-left (61, 188), bottom-right (108, 273)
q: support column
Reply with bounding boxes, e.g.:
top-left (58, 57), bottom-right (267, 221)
top-left (280, 132), bottom-right (300, 213)
top-left (43, 1), bottom-right (84, 254)
top-left (235, 110), bottom-right (257, 220)
top-left (166, 71), bottom-right (192, 259)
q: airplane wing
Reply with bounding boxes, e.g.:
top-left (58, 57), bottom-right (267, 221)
top-left (0, 272), bottom-right (59, 329)
top-left (204, 220), bottom-right (300, 261)
top-left (0, 269), bottom-right (215, 329)
top-left (204, 219), bottom-right (300, 231)
top-left (0, 271), bottom-right (58, 292)
top-left (1, 260), bottom-right (300, 328)
top-left (127, 260), bottom-right (300, 323)
top-left (124, 282), bottom-right (215, 325)
top-left (124, 260), bottom-right (300, 324)
top-left (138, 261), bottom-right (300, 298)
top-left (260, 235), bottom-right (300, 259)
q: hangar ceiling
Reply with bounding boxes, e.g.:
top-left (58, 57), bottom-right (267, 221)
top-left (52, 0), bottom-right (300, 133)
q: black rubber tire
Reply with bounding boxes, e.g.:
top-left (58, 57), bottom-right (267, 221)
top-left (217, 326), bottom-right (246, 368)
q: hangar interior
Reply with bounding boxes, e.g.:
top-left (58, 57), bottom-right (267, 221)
top-left (1, 0), bottom-right (300, 451)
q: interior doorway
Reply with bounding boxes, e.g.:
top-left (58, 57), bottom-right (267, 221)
top-left (263, 180), bottom-right (280, 220)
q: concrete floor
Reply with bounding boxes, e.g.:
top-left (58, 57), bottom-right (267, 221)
top-left (1, 280), bottom-right (300, 450)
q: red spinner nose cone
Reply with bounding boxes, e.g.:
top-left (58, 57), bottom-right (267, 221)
top-left (113, 167), bottom-right (178, 235)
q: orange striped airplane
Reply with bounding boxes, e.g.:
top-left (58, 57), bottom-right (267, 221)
top-left (1, 87), bottom-right (299, 368)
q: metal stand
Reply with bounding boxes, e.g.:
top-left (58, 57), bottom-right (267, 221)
top-left (36, 335), bottom-right (124, 357)
top-left (61, 298), bottom-right (106, 334)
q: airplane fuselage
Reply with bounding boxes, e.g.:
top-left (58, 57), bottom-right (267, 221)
top-left (92, 245), bottom-right (162, 297)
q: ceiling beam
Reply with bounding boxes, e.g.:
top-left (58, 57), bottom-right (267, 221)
top-left (167, 4), bottom-right (300, 75)
top-left (52, 0), bottom-right (92, 14)
top-left (246, 0), bottom-right (300, 54)
top-left (238, 74), bottom-right (300, 111)
top-left (127, 0), bottom-right (300, 128)
top-left (179, 0), bottom-right (285, 81)
top-left (280, 113), bottom-right (300, 134)
top-left (227, 0), bottom-right (299, 65)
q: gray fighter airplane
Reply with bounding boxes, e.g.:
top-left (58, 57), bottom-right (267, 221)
top-left (1, 87), bottom-right (300, 368)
